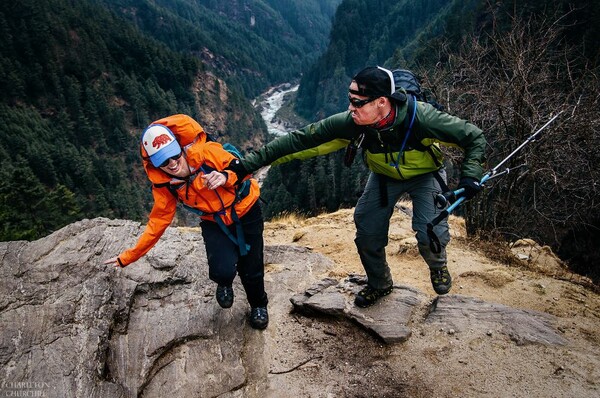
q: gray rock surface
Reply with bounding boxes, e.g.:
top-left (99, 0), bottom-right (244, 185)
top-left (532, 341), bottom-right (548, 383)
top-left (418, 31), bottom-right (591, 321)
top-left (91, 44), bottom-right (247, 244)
top-left (0, 218), bottom-right (328, 397)
top-left (0, 218), bottom-right (569, 397)
top-left (291, 275), bottom-right (425, 343)
top-left (426, 294), bottom-right (568, 346)
top-left (290, 274), bottom-right (566, 346)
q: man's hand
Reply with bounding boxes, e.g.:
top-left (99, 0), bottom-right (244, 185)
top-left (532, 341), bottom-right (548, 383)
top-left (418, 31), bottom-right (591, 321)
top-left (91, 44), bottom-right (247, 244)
top-left (458, 177), bottom-right (482, 200)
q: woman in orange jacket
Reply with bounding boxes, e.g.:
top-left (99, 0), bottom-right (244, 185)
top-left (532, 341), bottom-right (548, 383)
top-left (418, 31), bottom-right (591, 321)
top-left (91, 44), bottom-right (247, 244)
top-left (104, 117), bottom-right (268, 330)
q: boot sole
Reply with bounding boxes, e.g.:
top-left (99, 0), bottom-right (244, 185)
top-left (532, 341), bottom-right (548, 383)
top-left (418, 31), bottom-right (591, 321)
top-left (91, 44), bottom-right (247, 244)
top-left (433, 284), bottom-right (452, 295)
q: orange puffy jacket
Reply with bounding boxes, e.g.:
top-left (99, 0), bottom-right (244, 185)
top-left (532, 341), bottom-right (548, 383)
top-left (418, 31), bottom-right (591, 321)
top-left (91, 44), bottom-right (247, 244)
top-left (117, 114), bottom-right (260, 267)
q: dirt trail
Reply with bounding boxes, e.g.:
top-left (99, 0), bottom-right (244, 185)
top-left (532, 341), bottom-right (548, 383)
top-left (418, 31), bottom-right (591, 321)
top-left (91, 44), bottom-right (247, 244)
top-left (260, 205), bottom-right (600, 397)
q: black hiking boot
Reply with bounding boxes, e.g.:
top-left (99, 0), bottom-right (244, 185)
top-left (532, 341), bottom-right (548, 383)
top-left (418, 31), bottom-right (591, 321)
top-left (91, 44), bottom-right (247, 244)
top-left (216, 285), bottom-right (234, 308)
top-left (249, 307), bottom-right (269, 330)
top-left (430, 266), bottom-right (452, 295)
top-left (354, 285), bottom-right (393, 308)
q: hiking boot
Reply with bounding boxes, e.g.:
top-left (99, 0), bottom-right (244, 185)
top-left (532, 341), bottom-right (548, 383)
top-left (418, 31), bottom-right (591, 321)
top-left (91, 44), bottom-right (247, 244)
top-left (216, 285), bottom-right (234, 308)
top-left (249, 307), bottom-right (269, 330)
top-left (354, 285), bottom-right (393, 308)
top-left (430, 266), bottom-right (452, 295)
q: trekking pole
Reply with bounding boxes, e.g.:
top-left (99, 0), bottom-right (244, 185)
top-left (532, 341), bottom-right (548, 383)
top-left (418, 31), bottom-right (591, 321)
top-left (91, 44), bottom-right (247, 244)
top-left (434, 164), bottom-right (527, 209)
top-left (426, 110), bottom-right (563, 253)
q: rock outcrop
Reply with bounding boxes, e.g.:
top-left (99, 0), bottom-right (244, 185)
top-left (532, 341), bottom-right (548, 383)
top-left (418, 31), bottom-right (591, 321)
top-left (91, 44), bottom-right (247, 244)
top-left (291, 275), bottom-right (567, 346)
top-left (0, 217), bottom-right (586, 397)
top-left (0, 218), bottom-right (328, 397)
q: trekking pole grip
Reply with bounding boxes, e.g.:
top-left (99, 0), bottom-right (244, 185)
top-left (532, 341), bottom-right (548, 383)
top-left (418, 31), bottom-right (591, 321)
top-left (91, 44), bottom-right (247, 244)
top-left (434, 188), bottom-right (465, 209)
top-left (445, 196), bottom-right (466, 216)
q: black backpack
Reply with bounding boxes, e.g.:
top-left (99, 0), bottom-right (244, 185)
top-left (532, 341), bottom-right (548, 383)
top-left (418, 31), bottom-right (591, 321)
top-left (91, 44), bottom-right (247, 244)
top-left (391, 69), bottom-right (444, 111)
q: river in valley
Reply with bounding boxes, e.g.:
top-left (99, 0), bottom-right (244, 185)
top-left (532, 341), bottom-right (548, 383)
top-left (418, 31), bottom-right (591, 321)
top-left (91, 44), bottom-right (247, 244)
top-left (252, 83), bottom-right (298, 184)
top-left (256, 83), bottom-right (299, 136)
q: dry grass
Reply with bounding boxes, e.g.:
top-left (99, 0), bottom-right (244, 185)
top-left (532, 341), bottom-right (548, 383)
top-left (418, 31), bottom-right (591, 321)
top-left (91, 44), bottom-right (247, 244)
top-left (268, 211), bottom-right (309, 225)
top-left (454, 234), bottom-right (521, 267)
top-left (457, 233), bottom-right (599, 293)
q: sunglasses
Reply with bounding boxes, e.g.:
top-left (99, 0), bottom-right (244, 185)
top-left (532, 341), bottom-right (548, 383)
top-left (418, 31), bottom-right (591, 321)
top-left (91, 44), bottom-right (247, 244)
top-left (159, 152), bottom-right (182, 168)
top-left (348, 95), bottom-right (377, 108)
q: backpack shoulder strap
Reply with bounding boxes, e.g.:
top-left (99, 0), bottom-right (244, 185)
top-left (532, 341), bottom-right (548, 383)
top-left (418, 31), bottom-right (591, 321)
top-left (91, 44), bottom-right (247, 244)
top-left (153, 181), bottom-right (186, 200)
top-left (404, 95), bottom-right (417, 133)
top-left (403, 100), bottom-right (444, 168)
top-left (398, 94), bottom-right (417, 155)
top-left (404, 98), bottom-right (433, 150)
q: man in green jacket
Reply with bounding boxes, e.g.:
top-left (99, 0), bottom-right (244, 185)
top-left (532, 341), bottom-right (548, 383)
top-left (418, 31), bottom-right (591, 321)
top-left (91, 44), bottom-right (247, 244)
top-left (235, 66), bottom-right (486, 307)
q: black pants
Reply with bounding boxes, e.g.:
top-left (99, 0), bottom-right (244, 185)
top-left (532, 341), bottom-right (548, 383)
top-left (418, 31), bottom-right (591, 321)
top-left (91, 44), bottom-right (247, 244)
top-left (200, 202), bottom-right (268, 308)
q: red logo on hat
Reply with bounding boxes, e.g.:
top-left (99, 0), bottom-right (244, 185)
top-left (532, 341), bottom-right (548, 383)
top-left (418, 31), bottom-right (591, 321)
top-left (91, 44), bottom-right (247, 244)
top-left (152, 134), bottom-right (172, 149)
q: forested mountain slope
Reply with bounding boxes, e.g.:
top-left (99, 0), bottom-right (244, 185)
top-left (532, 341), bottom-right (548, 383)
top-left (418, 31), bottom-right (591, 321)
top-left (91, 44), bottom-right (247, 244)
top-left (0, 0), bottom-right (338, 241)
top-left (94, 0), bottom-right (341, 97)
top-left (296, 0), bottom-right (462, 119)
top-left (296, 0), bottom-right (599, 120)
top-left (260, 0), bottom-right (600, 282)
top-left (2, 0), bottom-right (598, 282)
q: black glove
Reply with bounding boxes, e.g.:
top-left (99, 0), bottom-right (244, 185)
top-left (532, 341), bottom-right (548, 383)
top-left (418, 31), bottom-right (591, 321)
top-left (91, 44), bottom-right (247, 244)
top-left (226, 158), bottom-right (250, 181)
top-left (458, 177), bottom-right (482, 200)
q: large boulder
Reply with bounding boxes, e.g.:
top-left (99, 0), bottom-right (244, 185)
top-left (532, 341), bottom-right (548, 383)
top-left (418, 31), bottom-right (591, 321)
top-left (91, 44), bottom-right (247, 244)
top-left (0, 218), bottom-right (328, 397)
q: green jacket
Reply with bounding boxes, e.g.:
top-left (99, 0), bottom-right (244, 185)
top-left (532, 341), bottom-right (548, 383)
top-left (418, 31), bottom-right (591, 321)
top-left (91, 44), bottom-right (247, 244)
top-left (244, 100), bottom-right (486, 181)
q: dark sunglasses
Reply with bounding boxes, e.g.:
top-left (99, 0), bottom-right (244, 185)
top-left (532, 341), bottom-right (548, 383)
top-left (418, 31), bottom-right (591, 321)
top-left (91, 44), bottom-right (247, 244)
top-left (348, 95), bottom-right (376, 108)
top-left (159, 152), bottom-right (183, 168)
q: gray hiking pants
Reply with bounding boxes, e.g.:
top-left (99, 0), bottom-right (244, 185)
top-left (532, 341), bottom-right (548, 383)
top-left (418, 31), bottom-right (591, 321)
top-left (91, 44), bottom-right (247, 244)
top-left (354, 170), bottom-right (451, 289)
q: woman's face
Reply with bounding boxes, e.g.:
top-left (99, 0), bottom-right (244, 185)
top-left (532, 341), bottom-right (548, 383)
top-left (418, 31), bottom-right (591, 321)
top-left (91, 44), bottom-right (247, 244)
top-left (160, 153), bottom-right (191, 178)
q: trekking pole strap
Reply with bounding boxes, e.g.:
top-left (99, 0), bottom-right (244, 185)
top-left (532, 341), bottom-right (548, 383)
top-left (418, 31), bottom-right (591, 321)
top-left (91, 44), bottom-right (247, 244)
top-left (426, 223), bottom-right (441, 254)
top-left (426, 209), bottom-right (449, 254)
top-left (429, 210), bottom-right (449, 228)
top-left (434, 188), bottom-right (461, 209)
